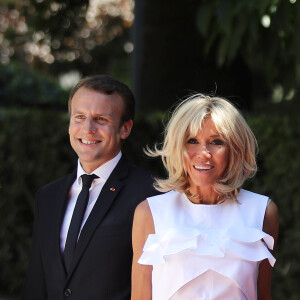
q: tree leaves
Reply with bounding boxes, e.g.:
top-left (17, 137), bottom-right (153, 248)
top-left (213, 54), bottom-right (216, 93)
top-left (195, 0), bottom-right (300, 100)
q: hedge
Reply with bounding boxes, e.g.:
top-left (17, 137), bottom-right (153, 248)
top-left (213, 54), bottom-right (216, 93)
top-left (0, 109), bottom-right (299, 299)
top-left (246, 115), bottom-right (300, 300)
top-left (0, 62), bottom-right (69, 108)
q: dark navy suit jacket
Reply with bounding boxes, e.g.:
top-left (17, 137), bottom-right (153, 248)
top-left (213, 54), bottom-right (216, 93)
top-left (22, 156), bottom-right (159, 300)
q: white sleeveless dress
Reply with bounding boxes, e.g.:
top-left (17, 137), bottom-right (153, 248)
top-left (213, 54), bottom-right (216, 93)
top-left (138, 189), bottom-right (275, 300)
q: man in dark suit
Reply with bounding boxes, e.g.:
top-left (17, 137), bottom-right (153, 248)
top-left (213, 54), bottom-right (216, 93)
top-left (22, 75), bottom-right (158, 300)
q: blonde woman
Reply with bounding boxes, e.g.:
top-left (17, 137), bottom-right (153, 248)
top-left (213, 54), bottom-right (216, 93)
top-left (131, 94), bottom-right (279, 300)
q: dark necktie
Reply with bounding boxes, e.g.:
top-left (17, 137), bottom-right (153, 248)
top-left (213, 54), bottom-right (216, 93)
top-left (64, 174), bottom-right (98, 272)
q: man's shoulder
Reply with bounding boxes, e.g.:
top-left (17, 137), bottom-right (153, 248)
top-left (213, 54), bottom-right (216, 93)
top-left (38, 170), bottom-right (76, 193)
top-left (115, 156), bottom-right (154, 177)
top-left (127, 161), bottom-right (154, 175)
top-left (117, 158), bottom-right (161, 197)
top-left (125, 160), bottom-right (157, 182)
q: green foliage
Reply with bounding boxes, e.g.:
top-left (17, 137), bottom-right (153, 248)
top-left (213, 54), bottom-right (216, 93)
top-left (123, 111), bottom-right (166, 176)
top-left (196, 0), bottom-right (300, 99)
top-left (0, 0), bottom-right (133, 77)
top-left (0, 61), bottom-right (69, 108)
top-left (0, 109), bottom-right (76, 295)
top-left (0, 108), bottom-right (299, 298)
top-left (246, 114), bottom-right (300, 300)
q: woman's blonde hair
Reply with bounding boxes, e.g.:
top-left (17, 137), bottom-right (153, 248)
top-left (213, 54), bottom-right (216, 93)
top-left (148, 94), bottom-right (257, 199)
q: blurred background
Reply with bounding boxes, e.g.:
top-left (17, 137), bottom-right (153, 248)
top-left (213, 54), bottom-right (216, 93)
top-left (0, 0), bottom-right (299, 299)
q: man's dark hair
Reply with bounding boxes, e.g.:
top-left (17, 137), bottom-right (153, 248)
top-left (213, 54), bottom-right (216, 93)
top-left (68, 75), bottom-right (135, 124)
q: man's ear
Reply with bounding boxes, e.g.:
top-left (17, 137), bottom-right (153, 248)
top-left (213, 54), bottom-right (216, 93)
top-left (120, 119), bottom-right (133, 140)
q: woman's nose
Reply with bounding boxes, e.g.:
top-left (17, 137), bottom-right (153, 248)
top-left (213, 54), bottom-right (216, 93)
top-left (197, 145), bottom-right (211, 158)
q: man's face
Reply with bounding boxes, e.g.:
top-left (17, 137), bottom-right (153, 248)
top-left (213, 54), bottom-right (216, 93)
top-left (69, 87), bottom-right (132, 173)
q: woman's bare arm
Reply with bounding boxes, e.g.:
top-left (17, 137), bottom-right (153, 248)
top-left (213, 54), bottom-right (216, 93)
top-left (131, 200), bottom-right (155, 300)
top-left (257, 200), bottom-right (279, 300)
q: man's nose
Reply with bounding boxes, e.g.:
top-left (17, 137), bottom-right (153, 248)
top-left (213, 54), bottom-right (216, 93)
top-left (83, 118), bottom-right (96, 133)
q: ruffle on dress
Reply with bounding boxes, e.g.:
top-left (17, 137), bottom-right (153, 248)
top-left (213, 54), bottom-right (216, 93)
top-left (138, 226), bottom-right (275, 266)
top-left (139, 226), bottom-right (275, 299)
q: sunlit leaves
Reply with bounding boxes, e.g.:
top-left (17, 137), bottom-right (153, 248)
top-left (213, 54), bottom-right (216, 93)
top-left (196, 0), bottom-right (300, 101)
top-left (0, 0), bottom-right (134, 72)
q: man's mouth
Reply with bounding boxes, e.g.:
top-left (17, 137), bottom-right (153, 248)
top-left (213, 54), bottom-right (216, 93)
top-left (80, 139), bottom-right (100, 145)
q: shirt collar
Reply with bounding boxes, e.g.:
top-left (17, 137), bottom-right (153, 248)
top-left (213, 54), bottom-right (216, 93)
top-left (76, 151), bottom-right (122, 186)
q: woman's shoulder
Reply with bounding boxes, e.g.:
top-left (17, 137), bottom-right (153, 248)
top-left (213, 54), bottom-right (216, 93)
top-left (237, 189), bottom-right (276, 230)
top-left (147, 189), bottom-right (179, 201)
top-left (143, 189), bottom-right (186, 215)
top-left (238, 189), bottom-right (269, 205)
top-left (134, 200), bottom-right (155, 233)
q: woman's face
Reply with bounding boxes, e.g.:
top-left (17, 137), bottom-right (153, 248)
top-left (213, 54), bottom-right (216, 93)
top-left (184, 117), bottom-right (229, 194)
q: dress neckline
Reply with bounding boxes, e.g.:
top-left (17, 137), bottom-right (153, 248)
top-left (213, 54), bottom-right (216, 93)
top-left (182, 192), bottom-right (228, 207)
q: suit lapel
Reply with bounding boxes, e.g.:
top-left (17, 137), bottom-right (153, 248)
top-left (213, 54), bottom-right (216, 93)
top-left (53, 170), bottom-right (77, 276)
top-left (66, 157), bottom-right (129, 279)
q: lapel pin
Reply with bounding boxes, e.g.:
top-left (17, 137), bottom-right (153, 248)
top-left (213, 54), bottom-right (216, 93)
top-left (110, 187), bottom-right (116, 191)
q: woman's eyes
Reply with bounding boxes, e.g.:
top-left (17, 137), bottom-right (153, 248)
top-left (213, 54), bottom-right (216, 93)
top-left (187, 138), bottom-right (198, 144)
top-left (211, 139), bottom-right (224, 145)
top-left (187, 138), bottom-right (225, 145)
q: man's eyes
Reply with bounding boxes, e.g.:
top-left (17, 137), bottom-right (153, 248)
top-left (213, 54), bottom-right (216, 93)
top-left (74, 115), bottom-right (107, 122)
top-left (96, 117), bottom-right (107, 121)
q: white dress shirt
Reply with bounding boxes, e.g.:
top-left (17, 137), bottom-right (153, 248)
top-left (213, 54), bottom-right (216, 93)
top-left (60, 152), bottom-right (122, 252)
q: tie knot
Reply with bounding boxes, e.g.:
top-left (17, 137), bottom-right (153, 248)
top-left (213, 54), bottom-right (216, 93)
top-left (81, 174), bottom-right (98, 188)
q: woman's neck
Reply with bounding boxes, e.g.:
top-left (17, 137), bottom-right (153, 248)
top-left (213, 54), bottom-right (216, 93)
top-left (186, 187), bottom-right (222, 204)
